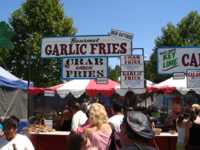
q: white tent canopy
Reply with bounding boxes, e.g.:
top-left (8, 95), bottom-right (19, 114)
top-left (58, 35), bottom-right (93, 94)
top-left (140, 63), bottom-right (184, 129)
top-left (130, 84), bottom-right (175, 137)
top-left (57, 80), bottom-right (90, 98)
top-left (154, 77), bottom-right (200, 95)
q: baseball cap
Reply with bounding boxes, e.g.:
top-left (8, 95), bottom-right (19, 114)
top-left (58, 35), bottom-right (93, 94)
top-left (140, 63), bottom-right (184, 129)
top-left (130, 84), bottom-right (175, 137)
top-left (126, 111), bottom-right (154, 139)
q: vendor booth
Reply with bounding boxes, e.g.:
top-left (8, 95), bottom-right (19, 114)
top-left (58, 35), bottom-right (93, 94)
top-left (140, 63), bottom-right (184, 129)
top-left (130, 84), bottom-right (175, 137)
top-left (27, 79), bottom-right (178, 150)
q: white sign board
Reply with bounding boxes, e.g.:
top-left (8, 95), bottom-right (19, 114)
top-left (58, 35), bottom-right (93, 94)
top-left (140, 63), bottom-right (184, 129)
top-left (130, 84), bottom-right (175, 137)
top-left (173, 72), bottom-right (185, 80)
top-left (62, 57), bottom-right (108, 79)
top-left (41, 35), bottom-right (132, 58)
top-left (120, 71), bottom-right (144, 89)
top-left (187, 69), bottom-right (200, 88)
top-left (96, 77), bottom-right (108, 84)
top-left (158, 47), bottom-right (200, 74)
top-left (120, 54), bottom-right (144, 89)
top-left (121, 55), bottom-right (144, 71)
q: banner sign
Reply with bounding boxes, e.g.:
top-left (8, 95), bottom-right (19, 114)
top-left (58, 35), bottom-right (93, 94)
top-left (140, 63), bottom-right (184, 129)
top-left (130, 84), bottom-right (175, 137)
top-left (41, 35), bottom-right (132, 58)
top-left (121, 55), bottom-right (144, 71)
top-left (62, 57), bottom-right (108, 79)
top-left (157, 47), bottom-right (200, 74)
top-left (173, 72), bottom-right (185, 80)
top-left (187, 69), bottom-right (200, 88)
top-left (96, 77), bottom-right (108, 84)
top-left (110, 29), bottom-right (133, 40)
top-left (120, 71), bottom-right (144, 88)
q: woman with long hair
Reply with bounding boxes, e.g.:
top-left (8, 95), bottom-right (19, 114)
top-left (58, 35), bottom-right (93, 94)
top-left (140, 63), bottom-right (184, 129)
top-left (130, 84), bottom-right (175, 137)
top-left (83, 103), bottom-right (112, 150)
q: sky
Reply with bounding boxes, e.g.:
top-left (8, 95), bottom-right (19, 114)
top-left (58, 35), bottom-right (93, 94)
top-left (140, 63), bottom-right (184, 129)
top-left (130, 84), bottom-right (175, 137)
top-left (0, 0), bottom-right (200, 67)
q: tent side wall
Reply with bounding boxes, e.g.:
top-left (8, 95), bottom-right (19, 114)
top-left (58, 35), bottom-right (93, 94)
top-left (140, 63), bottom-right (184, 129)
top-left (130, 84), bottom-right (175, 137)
top-left (0, 87), bottom-right (27, 119)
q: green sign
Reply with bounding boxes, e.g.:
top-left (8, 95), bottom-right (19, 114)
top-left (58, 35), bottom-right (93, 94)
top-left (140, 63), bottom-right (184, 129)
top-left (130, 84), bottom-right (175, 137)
top-left (161, 49), bottom-right (177, 71)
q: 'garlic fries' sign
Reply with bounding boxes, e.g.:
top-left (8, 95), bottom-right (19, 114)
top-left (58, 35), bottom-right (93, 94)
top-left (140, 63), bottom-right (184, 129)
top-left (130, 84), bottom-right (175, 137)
top-left (41, 35), bottom-right (132, 58)
top-left (62, 57), bottom-right (108, 79)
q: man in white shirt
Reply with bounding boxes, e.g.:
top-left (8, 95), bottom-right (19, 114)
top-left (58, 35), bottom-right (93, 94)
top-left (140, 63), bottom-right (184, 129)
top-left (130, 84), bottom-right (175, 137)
top-left (71, 102), bottom-right (87, 131)
top-left (109, 101), bottom-right (124, 133)
top-left (1, 118), bottom-right (34, 150)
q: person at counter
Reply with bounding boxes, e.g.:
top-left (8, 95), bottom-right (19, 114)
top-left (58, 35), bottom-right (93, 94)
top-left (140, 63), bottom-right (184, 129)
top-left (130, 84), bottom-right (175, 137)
top-left (71, 102), bottom-right (88, 131)
top-left (1, 118), bottom-right (34, 150)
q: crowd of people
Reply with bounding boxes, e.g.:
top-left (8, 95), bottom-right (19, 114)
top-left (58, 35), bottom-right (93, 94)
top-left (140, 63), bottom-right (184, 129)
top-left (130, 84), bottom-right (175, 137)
top-left (0, 93), bottom-right (200, 150)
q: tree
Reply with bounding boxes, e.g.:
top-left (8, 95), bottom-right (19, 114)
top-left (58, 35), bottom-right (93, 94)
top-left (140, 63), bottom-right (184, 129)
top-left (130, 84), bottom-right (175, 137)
top-left (109, 65), bottom-right (120, 81)
top-left (6, 0), bottom-right (76, 86)
top-left (146, 11), bottom-right (200, 82)
top-left (0, 21), bottom-right (15, 68)
top-left (0, 21), bottom-right (15, 49)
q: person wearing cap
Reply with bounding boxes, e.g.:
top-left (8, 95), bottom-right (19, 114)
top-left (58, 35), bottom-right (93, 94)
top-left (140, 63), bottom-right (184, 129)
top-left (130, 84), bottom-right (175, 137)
top-left (119, 110), bottom-right (156, 150)
top-left (1, 118), bottom-right (34, 150)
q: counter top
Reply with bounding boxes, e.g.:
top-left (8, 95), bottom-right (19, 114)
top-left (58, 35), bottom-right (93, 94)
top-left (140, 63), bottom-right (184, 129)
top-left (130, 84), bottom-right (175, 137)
top-left (29, 131), bottom-right (70, 136)
top-left (156, 132), bottom-right (177, 137)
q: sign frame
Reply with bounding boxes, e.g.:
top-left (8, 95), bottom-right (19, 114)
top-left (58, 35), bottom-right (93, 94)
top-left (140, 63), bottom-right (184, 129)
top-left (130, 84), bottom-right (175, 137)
top-left (120, 48), bottom-right (145, 89)
top-left (157, 46), bottom-right (200, 75)
top-left (41, 34), bottom-right (132, 58)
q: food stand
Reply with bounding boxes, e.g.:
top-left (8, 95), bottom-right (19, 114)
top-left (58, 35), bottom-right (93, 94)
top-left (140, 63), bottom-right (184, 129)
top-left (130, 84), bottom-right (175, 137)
top-left (28, 131), bottom-right (177, 150)
top-left (29, 132), bottom-right (70, 150)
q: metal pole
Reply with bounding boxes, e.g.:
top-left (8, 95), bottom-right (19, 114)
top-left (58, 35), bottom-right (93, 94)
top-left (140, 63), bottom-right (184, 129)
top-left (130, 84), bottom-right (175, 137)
top-left (27, 48), bottom-right (31, 119)
top-left (27, 34), bottom-right (32, 119)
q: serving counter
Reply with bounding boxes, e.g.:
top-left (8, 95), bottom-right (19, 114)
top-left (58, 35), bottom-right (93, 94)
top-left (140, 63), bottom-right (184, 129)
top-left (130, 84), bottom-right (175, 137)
top-left (29, 132), bottom-right (177, 150)
top-left (151, 132), bottom-right (177, 150)
top-left (29, 131), bottom-right (70, 150)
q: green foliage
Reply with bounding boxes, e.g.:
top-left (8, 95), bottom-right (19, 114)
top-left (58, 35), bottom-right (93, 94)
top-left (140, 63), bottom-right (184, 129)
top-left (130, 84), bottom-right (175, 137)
top-left (146, 11), bottom-right (200, 83)
top-left (108, 65), bottom-right (120, 82)
top-left (0, 21), bottom-right (15, 69)
top-left (0, 21), bottom-right (15, 49)
top-left (6, 0), bottom-right (76, 86)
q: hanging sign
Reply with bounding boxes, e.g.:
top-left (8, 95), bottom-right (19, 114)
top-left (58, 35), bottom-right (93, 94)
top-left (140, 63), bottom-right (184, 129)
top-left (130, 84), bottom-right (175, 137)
top-left (120, 54), bottom-right (144, 89)
top-left (41, 35), bottom-right (132, 58)
top-left (157, 47), bottom-right (200, 74)
top-left (62, 57), bottom-right (108, 79)
top-left (187, 69), bottom-right (200, 88)
top-left (120, 71), bottom-right (144, 89)
top-left (121, 55), bottom-right (144, 71)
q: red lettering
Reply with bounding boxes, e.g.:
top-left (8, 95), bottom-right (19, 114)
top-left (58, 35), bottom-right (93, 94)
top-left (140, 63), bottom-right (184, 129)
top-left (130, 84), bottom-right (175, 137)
top-left (190, 53), bottom-right (198, 67)
top-left (182, 54), bottom-right (189, 66)
top-left (52, 44), bottom-right (59, 56)
top-left (120, 43), bottom-right (127, 54)
top-left (99, 43), bottom-right (106, 54)
top-left (112, 43), bottom-right (119, 54)
top-left (45, 45), bottom-right (52, 55)
top-left (60, 44), bottom-right (67, 55)
top-left (90, 44), bottom-right (98, 54)
top-left (80, 44), bottom-right (87, 55)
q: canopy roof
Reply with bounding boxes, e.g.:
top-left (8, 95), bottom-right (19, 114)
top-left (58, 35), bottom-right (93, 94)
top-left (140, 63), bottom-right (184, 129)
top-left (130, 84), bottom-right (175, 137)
top-left (0, 66), bottom-right (29, 89)
top-left (28, 79), bottom-right (154, 97)
top-left (151, 77), bottom-right (200, 95)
